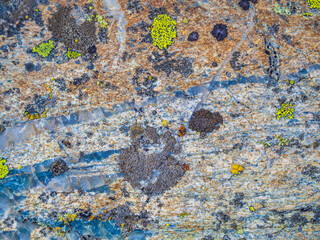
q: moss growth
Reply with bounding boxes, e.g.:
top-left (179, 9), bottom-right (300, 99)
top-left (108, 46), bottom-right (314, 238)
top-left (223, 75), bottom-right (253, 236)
top-left (151, 14), bottom-right (177, 50)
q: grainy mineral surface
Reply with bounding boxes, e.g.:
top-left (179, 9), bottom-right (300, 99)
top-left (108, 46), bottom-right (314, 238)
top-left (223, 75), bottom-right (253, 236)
top-left (0, 0), bottom-right (320, 239)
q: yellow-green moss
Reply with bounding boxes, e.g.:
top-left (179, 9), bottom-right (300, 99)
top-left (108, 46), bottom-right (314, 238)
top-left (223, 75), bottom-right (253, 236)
top-left (0, 158), bottom-right (9, 179)
top-left (151, 14), bottom-right (177, 50)
top-left (32, 40), bottom-right (55, 58)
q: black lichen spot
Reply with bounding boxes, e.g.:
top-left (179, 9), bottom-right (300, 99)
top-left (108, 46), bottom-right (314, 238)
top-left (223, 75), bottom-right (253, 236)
top-left (290, 213), bottom-right (308, 226)
top-left (201, 235), bottom-right (215, 240)
top-left (49, 159), bottom-right (69, 177)
top-left (88, 45), bottom-right (97, 54)
top-left (217, 211), bottom-right (230, 222)
top-left (211, 24), bottom-right (228, 41)
top-left (127, 0), bottom-right (143, 14)
top-left (230, 51), bottom-right (246, 71)
top-left (231, 192), bottom-right (245, 208)
top-left (104, 205), bottom-right (139, 232)
top-left (77, 209), bottom-right (92, 220)
top-left (25, 62), bottom-right (35, 72)
top-left (301, 164), bottom-right (320, 181)
top-left (73, 73), bottom-right (90, 86)
top-left (98, 27), bottom-right (109, 44)
top-left (238, 0), bottom-right (250, 10)
top-left (188, 31), bottom-right (199, 42)
top-left (79, 235), bottom-right (101, 240)
top-left (39, 192), bottom-right (49, 203)
top-left (189, 109), bottom-right (223, 133)
top-left (118, 128), bottom-right (185, 196)
top-left (48, 6), bottom-right (96, 53)
top-left (212, 62), bottom-right (218, 67)
top-left (148, 6), bottom-right (167, 21)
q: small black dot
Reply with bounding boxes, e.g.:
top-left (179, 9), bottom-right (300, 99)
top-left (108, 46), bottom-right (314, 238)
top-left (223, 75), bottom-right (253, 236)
top-left (88, 45), bottom-right (97, 54)
top-left (212, 62), bottom-right (218, 67)
top-left (152, 110), bottom-right (157, 115)
top-left (25, 62), bottom-right (35, 72)
top-left (188, 31), bottom-right (199, 41)
top-left (239, 0), bottom-right (250, 10)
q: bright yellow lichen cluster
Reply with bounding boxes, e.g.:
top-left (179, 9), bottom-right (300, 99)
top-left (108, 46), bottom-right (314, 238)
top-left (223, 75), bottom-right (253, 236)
top-left (232, 164), bottom-right (243, 176)
top-left (0, 158), bottom-right (9, 179)
top-left (57, 213), bottom-right (77, 225)
top-left (32, 40), bottom-right (55, 57)
top-left (151, 14), bottom-right (177, 50)
top-left (307, 0), bottom-right (320, 10)
top-left (66, 49), bottom-right (81, 59)
top-left (276, 102), bottom-right (296, 120)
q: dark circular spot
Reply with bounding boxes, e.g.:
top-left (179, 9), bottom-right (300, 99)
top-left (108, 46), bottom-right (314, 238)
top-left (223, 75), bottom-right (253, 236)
top-left (152, 110), bottom-right (157, 115)
top-left (211, 24), bottom-right (228, 41)
top-left (49, 159), bottom-right (69, 177)
top-left (189, 109), bottom-right (223, 133)
top-left (239, 0), bottom-right (250, 10)
top-left (88, 45), bottom-right (97, 54)
top-left (25, 62), bottom-right (35, 72)
top-left (188, 31), bottom-right (199, 41)
top-left (212, 62), bottom-right (218, 67)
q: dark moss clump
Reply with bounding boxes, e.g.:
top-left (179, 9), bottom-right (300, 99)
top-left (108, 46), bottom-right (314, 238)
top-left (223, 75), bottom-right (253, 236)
top-left (118, 127), bottom-right (186, 196)
top-left (211, 24), bottom-right (228, 41)
top-left (49, 159), bottom-right (69, 177)
top-left (189, 109), bottom-right (223, 133)
top-left (48, 6), bottom-right (96, 53)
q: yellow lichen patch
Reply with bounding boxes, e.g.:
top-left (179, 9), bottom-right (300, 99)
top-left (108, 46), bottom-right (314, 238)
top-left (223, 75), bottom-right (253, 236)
top-left (307, 0), bottom-right (320, 10)
top-left (249, 206), bottom-right (256, 212)
top-left (232, 163), bottom-right (244, 176)
top-left (151, 14), bottom-right (177, 50)
top-left (57, 213), bottom-right (77, 225)
top-left (162, 120), bottom-right (169, 127)
top-left (66, 49), bottom-right (81, 59)
top-left (179, 212), bottom-right (190, 218)
top-left (276, 102), bottom-right (296, 120)
top-left (0, 158), bottom-right (9, 179)
top-left (275, 135), bottom-right (290, 147)
top-left (32, 40), bottom-right (55, 58)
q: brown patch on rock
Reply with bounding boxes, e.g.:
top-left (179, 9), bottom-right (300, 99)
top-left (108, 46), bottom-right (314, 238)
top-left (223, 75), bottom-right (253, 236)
top-left (189, 109), bottom-right (223, 133)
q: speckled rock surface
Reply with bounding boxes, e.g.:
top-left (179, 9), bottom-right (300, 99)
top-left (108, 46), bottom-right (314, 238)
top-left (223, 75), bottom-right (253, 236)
top-left (0, 0), bottom-right (320, 239)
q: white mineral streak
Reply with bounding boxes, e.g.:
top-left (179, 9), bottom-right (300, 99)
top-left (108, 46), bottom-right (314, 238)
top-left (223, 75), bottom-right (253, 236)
top-left (103, 0), bottom-right (127, 68)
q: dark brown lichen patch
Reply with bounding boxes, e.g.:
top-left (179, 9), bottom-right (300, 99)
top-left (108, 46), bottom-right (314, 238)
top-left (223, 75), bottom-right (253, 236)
top-left (189, 109), bottom-right (223, 133)
top-left (48, 6), bottom-right (96, 53)
top-left (118, 127), bottom-right (186, 196)
top-left (49, 159), bottom-right (69, 177)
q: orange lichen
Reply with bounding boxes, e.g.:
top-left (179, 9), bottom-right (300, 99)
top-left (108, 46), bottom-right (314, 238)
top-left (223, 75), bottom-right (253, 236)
top-left (178, 126), bottom-right (187, 137)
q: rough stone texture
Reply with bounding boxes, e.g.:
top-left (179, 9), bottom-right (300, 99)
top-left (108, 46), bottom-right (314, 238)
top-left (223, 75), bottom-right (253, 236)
top-left (0, 0), bottom-right (320, 239)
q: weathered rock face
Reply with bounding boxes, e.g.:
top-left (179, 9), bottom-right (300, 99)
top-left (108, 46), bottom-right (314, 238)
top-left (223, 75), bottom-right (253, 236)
top-left (0, 0), bottom-right (320, 239)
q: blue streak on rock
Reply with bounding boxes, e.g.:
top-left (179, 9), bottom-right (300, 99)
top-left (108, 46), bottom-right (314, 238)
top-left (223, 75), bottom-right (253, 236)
top-left (80, 149), bottom-right (122, 163)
